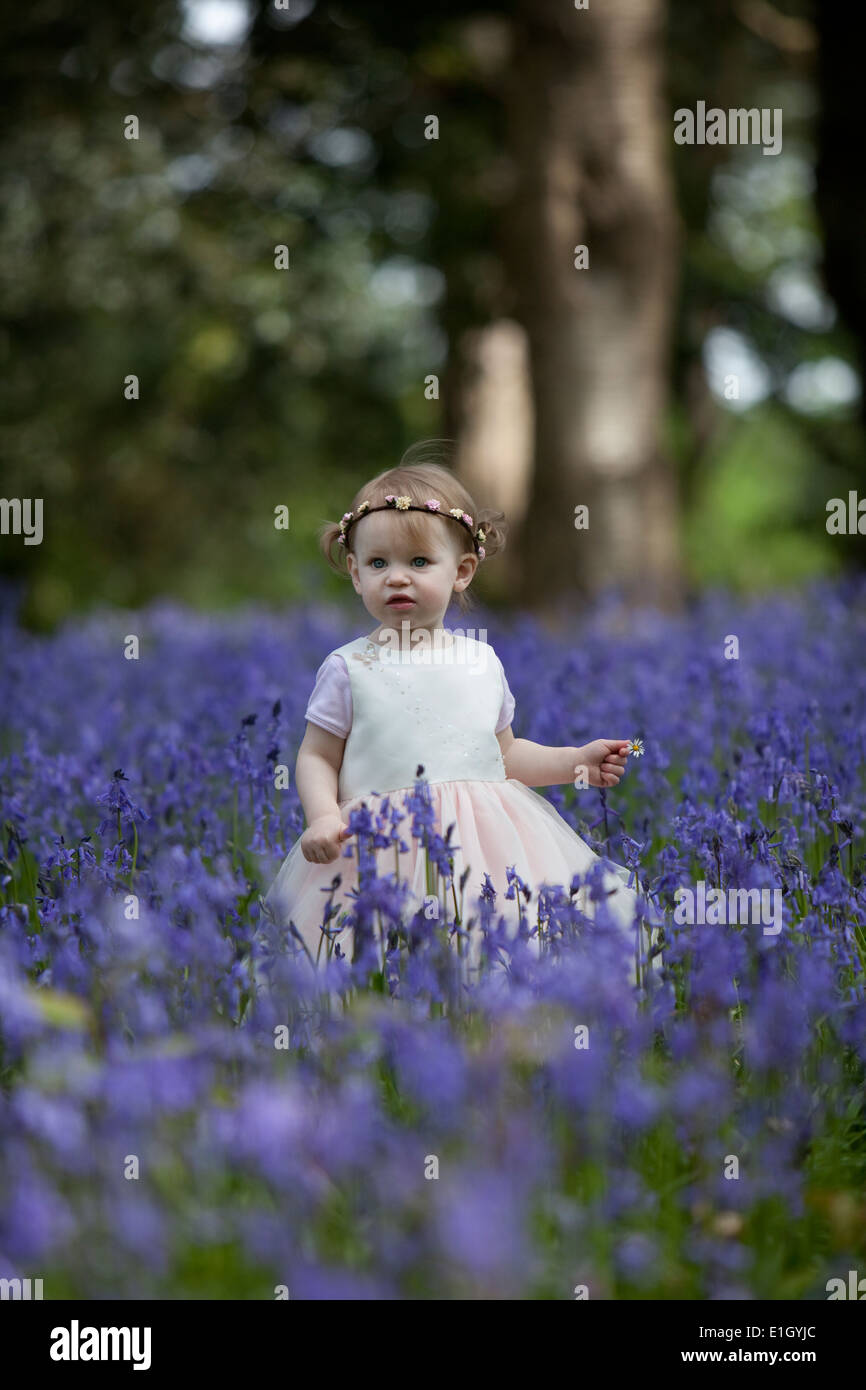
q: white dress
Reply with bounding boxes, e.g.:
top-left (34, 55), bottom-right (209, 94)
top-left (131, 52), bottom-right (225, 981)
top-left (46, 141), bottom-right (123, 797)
top-left (261, 631), bottom-right (660, 983)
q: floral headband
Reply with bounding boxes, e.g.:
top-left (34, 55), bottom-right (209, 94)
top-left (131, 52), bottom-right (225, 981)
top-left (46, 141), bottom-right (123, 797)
top-left (337, 494), bottom-right (487, 559)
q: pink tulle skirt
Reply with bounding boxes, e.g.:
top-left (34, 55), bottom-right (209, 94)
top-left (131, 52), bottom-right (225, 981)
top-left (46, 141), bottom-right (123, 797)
top-left (261, 778), bottom-right (658, 981)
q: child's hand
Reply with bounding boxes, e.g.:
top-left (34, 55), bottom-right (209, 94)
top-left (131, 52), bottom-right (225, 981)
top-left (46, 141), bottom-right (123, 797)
top-left (301, 814), bottom-right (354, 864)
top-left (577, 739), bottom-right (631, 789)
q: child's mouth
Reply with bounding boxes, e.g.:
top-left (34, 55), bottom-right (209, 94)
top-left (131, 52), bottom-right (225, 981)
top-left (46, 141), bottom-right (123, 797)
top-left (387, 598), bottom-right (415, 607)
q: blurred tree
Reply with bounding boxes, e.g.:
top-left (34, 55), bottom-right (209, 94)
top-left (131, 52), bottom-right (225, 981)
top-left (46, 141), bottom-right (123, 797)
top-left (501, 0), bottom-right (683, 613)
top-left (814, 3), bottom-right (866, 435)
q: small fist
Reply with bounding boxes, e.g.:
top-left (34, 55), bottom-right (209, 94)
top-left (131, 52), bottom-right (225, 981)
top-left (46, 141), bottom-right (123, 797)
top-left (301, 813), bottom-right (353, 864)
top-left (576, 739), bottom-right (630, 789)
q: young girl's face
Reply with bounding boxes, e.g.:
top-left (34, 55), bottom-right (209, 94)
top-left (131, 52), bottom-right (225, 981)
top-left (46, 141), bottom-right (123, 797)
top-left (346, 510), bottom-right (477, 632)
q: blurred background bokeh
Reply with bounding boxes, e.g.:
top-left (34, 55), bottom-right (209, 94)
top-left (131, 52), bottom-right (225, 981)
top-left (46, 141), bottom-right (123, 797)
top-left (2, 0), bottom-right (864, 631)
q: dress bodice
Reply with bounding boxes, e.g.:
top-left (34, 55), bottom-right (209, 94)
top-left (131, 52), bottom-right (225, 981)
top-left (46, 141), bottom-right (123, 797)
top-left (334, 632), bottom-right (508, 802)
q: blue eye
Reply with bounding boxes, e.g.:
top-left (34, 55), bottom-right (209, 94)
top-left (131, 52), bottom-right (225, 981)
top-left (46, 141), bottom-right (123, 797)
top-left (369, 557), bottom-right (429, 568)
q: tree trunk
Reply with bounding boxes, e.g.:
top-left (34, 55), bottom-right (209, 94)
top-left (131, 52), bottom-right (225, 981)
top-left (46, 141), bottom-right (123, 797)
top-left (814, 1), bottom-right (866, 400)
top-left (501, 0), bottom-right (683, 617)
top-left (813, 2), bottom-right (866, 569)
top-left (451, 318), bottom-right (534, 605)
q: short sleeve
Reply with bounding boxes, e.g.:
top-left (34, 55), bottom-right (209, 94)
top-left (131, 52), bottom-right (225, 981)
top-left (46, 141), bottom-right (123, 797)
top-left (304, 653), bottom-right (352, 739)
top-left (494, 653), bottom-right (515, 734)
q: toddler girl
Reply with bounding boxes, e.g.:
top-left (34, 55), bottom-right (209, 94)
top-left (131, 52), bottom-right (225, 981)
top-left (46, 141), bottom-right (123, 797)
top-left (262, 451), bottom-right (660, 983)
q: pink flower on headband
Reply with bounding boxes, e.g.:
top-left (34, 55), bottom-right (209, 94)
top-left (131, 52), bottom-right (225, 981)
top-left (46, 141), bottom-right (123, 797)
top-left (333, 493), bottom-right (487, 558)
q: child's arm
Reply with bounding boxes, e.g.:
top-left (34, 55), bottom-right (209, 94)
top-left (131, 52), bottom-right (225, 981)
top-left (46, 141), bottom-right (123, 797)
top-left (296, 722), bottom-right (345, 820)
top-left (497, 726), bottom-right (629, 789)
top-left (296, 723), bottom-right (353, 863)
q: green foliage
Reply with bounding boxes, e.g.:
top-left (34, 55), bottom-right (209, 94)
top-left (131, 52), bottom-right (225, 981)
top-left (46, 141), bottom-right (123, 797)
top-left (685, 404), bottom-right (844, 591)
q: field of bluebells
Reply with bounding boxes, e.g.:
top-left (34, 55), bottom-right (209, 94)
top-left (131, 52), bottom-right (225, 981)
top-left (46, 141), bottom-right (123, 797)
top-left (1, 575), bottom-right (865, 1301)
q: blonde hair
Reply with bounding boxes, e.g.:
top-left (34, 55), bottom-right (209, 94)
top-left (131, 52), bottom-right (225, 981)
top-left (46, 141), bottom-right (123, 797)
top-left (318, 441), bottom-right (508, 616)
